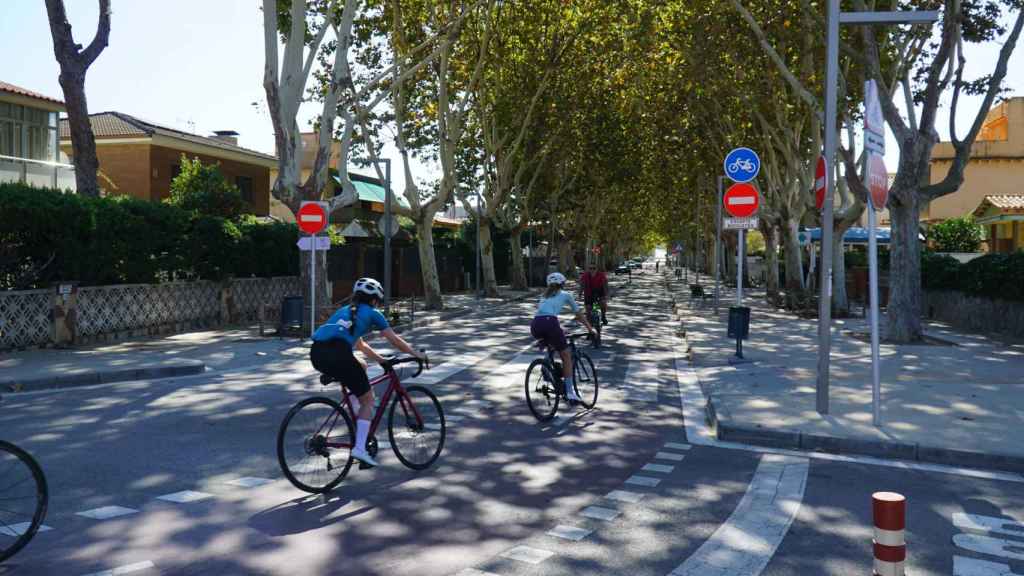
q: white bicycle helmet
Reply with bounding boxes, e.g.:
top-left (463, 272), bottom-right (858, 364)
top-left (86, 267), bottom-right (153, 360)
top-left (546, 272), bottom-right (566, 286)
top-left (353, 277), bottom-right (384, 300)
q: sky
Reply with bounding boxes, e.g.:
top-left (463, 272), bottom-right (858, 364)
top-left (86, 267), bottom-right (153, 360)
top-left (1, 1), bottom-right (1021, 192)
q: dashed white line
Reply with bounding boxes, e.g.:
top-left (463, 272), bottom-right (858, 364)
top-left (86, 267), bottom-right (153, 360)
top-left (642, 463), bottom-right (675, 474)
top-left (605, 489), bottom-right (646, 503)
top-left (547, 524), bottom-right (593, 541)
top-left (81, 560), bottom-right (156, 576)
top-left (156, 490), bottom-right (212, 503)
top-left (581, 505), bottom-right (621, 521)
top-left (500, 545), bottom-right (555, 564)
top-left (225, 477), bottom-right (274, 488)
top-left (624, 475), bottom-right (661, 487)
top-left (664, 442), bottom-right (692, 451)
top-left (655, 451), bottom-right (686, 461)
top-left (77, 505), bottom-right (138, 520)
top-left (0, 521), bottom-right (52, 537)
top-left (669, 454), bottom-right (809, 576)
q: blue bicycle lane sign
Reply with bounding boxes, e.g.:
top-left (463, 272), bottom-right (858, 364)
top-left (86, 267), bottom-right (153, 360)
top-left (724, 147), bottom-right (761, 183)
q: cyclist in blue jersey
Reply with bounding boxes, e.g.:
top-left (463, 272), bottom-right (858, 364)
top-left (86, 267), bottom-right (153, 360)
top-left (310, 278), bottom-right (425, 468)
top-left (530, 272), bottom-right (595, 404)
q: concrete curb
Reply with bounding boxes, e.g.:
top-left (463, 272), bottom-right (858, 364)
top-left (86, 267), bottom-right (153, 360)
top-left (1, 361), bottom-right (206, 393)
top-left (665, 273), bottom-right (1024, 475)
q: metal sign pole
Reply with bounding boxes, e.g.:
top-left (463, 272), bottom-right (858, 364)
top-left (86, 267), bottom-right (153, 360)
top-left (737, 229), bottom-right (744, 306)
top-left (384, 159), bottom-right (392, 314)
top-left (715, 176), bottom-right (723, 314)
top-left (868, 194), bottom-right (881, 426)
top-left (310, 234), bottom-right (316, 338)
top-left (817, 0), bottom-right (840, 415)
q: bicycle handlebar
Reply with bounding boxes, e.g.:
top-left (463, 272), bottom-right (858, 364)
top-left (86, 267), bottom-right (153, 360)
top-left (381, 350), bottom-right (429, 377)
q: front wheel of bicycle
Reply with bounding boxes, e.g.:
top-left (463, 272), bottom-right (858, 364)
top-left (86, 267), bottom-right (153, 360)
top-left (525, 359), bottom-right (560, 421)
top-left (0, 440), bottom-right (48, 563)
top-left (277, 397), bottom-right (354, 494)
top-left (573, 351), bottom-right (599, 409)
top-left (389, 385), bottom-right (445, 470)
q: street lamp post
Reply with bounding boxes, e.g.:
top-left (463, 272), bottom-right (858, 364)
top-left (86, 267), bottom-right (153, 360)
top-left (476, 187), bottom-right (482, 300)
top-left (383, 158), bottom-right (392, 315)
top-left (816, 2), bottom-right (939, 415)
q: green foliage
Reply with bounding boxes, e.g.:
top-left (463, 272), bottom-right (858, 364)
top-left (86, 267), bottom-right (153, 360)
top-left (921, 251), bottom-right (1024, 302)
top-left (746, 231), bottom-right (766, 257)
top-left (166, 155), bottom-right (246, 219)
top-left (928, 217), bottom-right (983, 253)
top-left (0, 183), bottom-right (298, 289)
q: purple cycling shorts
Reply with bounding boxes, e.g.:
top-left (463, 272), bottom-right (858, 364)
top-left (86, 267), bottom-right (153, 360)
top-left (531, 315), bottom-right (567, 352)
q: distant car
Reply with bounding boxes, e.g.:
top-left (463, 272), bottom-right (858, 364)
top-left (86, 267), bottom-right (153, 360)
top-left (614, 264), bottom-right (629, 275)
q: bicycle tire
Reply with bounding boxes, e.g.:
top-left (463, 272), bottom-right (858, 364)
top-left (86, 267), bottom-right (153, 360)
top-left (277, 397), bottom-right (354, 493)
top-left (573, 351), bottom-right (599, 409)
top-left (589, 309), bottom-right (602, 348)
top-left (388, 385), bottom-right (445, 470)
top-left (525, 358), bottom-right (559, 421)
top-left (0, 440), bottom-right (48, 563)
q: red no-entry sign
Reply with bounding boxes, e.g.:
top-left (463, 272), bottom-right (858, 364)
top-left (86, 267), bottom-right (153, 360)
top-left (815, 156), bottom-right (827, 211)
top-left (297, 201), bottom-right (328, 235)
top-left (723, 183), bottom-right (760, 218)
top-left (868, 154), bottom-right (889, 211)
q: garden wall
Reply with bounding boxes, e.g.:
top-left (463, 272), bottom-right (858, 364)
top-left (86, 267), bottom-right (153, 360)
top-left (924, 290), bottom-right (1024, 339)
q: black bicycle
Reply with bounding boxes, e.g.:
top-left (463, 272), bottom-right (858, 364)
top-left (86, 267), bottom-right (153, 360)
top-left (525, 333), bottom-right (598, 421)
top-left (0, 397), bottom-right (49, 563)
top-left (586, 299), bottom-right (603, 348)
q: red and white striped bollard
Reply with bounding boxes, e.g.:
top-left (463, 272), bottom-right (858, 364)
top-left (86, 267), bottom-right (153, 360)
top-left (872, 491), bottom-right (906, 576)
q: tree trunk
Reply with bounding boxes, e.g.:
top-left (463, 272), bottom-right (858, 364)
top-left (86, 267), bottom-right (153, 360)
top-left (762, 224), bottom-right (780, 299)
top-left (558, 239), bottom-right (574, 278)
top-left (781, 217), bottom-right (805, 308)
top-left (832, 216), bottom-right (859, 317)
top-left (886, 192), bottom-right (923, 342)
top-left (59, 75), bottom-right (101, 196)
top-left (415, 216), bottom-right (443, 310)
top-left (509, 227), bottom-right (527, 290)
top-left (479, 221), bottom-right (499, 297)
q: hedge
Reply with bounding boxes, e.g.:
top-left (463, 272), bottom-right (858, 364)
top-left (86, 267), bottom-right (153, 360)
top-left (0, 182), bottom-right (298, 289)
top-left (921, 251), bottom-right (1024, 302)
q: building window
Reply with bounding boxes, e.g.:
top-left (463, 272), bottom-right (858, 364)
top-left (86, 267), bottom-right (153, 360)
top-left (236, 176), bottom-right (254, 204)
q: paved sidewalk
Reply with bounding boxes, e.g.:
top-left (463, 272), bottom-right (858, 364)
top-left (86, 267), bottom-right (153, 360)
top-left (0, 287), bottom-right (541, 393)
top-left (665, 268), bottom-right (1024, 472)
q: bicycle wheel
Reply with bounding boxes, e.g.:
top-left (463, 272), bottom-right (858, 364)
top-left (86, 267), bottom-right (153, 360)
top-left (388, 385), bottom-right (445, 470)
top-left (0, 440), bottom-right (48, 563)
top-left (573, 351), bottom-right (599, 409)
top-left (277, 397), bottom-right (354, 493)
top-left (525, 359), bottom-right (559, 421)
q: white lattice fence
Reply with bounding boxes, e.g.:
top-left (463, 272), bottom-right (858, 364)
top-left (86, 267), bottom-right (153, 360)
top-left (0, 289), bottom-right (51, 349)
top-left (230, 277), bottom-right (301, 323)
top-left (76, 282), bottom-right (221, 337)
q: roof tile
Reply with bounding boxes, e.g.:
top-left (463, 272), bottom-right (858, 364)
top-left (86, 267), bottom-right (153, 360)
top-left (0, 80), bottom-right (64, 106)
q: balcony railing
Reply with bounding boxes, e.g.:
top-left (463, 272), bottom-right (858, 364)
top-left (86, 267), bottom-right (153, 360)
top-left (0, 154), bottom-right (76, 190)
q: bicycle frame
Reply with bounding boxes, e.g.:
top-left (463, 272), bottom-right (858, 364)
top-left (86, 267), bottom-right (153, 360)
top-left (317, 369), bottom-right (427, 450)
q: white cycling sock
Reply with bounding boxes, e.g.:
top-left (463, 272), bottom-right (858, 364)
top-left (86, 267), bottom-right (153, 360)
top-left (356, 419), bottom-right (370, 452)
top-left (565, 376), bottom-right (579, 399)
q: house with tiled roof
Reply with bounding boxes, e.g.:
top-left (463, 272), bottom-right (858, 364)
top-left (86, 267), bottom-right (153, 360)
top-left (59, 111), bottom-right (277, 215)
top-left (927, 98), bottom-right (1024, 252)
top-left (972, 195), bottom-right (1024, 253)
top-left (0, 80), bottom-right (75, 189)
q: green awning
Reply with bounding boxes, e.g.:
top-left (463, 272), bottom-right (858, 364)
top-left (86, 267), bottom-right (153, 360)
top-left (332, 172), bottom-right (410, 209)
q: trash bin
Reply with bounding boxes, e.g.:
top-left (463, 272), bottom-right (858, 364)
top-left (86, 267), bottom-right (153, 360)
top-left (727, 306), bottom-right (751, 340)
top-left (280, 296), bottom-right (304, 331)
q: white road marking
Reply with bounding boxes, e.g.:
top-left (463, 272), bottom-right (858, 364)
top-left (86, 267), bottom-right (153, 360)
top-left (0, 521), bottom-right (52, 537)
top-left (954, 513), bottom-right (1024, 538)
top-left (547, 524), bottom-right (593, 541)
top-left (655, 451), bottom-right (686, 461)
top-left (953, 534), bottom-right (1024, 562)
top-left (664, 443), bottom-right (693, 451)
top-left (642, 463), bottom-right (675, 474)
top-left (225, 477), bottom-right (275, 488)
top-left (624, 475), bottom-right (661, 487)
top-left (581, 506), bottom-right (621, 521)
top-left (605, 489), bottom-right (646, 504)
top-left (670, 454), bottom-right (809, 576)
top-left (954, 555), bottom-right (1024, 575)
top-left (156, 490), bottom-right (212, 503)
top-left (76, 505), bottom-right (138, 520)
top-left (670, 331), bottom-right (1024, 483)
top-left (500, 545), bottom-right (555, 564)
top-left (80, 560), bottom-right (156, 576)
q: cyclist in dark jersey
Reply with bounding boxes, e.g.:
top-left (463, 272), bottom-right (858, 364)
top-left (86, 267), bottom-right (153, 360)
top-left (579, 264), bottom-right (608, 325)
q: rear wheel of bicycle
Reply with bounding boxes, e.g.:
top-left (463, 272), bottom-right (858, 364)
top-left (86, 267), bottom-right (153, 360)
top-left (277, 397), bottom-right (354, 493)
top-left (589, 310), bottom-right (602, 347)
top-left (573, 351), bottom-right (599, 409)
top-left (0, 440), bottom-right (48, 563)
top-left (525, 359), bottom-right (559, 421)
top-left (389, 385), bottom-right (445, 470)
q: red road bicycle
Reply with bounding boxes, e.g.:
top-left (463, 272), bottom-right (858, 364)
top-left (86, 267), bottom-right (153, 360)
top-left (277, 354), bottom-right (446, 493)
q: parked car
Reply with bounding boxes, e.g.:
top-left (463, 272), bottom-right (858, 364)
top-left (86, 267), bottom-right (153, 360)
top-left (614, 264), bottom-right (629, 275)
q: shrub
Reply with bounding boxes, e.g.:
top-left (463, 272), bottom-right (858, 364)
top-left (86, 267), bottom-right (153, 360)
top-left (166, 155), bottom-right (246, 219)
top-left (928, 217), bottom-right (983, 253)
top-left (920, 252), bottom-right (961, 292)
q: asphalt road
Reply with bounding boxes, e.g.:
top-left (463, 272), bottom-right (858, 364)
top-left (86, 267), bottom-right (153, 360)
top-left (2, 270), bottom-right (1023, 576)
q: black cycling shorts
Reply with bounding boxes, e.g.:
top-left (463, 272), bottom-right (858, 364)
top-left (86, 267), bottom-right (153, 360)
top-left (310, 339), bottom-right (370, 397)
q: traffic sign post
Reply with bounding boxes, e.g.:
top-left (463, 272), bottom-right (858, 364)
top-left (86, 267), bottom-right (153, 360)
top-left (298, 201), bottom-right (329, 338)
top-left (722, 165), bottom-right (761, 359)
top-left (866, 135), bottom-right (890, 427)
